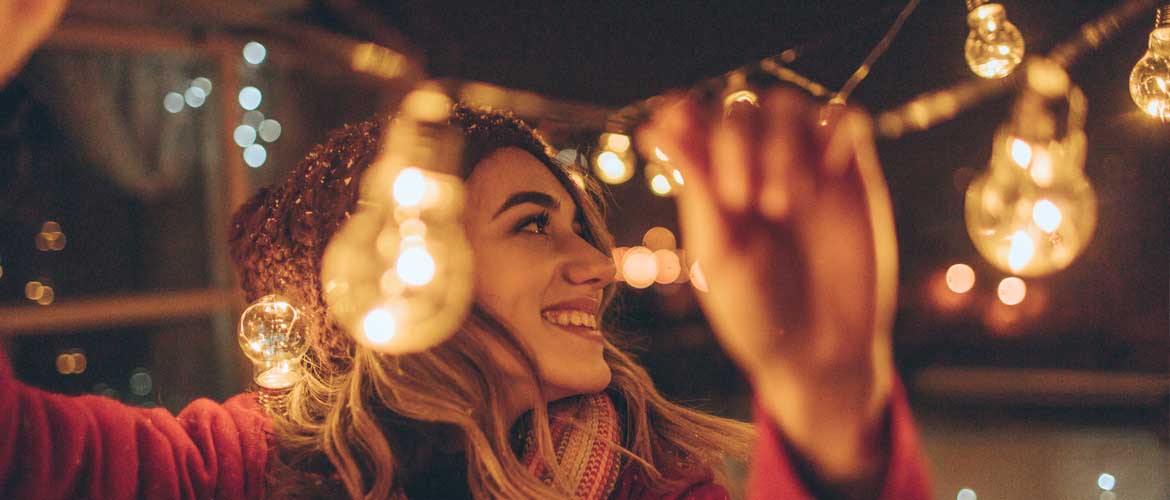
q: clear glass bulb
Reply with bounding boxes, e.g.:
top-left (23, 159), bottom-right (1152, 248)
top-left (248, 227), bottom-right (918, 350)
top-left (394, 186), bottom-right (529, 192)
top-left (1130, 26), bottom-right (1170, 122)
top-left (965, 119), bottom-right (1097, 277)
top-left (965, 3), bottom-right (1026, 79)
top-left (237, 295), bottom-right (309, 389)
top-left (321, 85), bottom-right (474, 355)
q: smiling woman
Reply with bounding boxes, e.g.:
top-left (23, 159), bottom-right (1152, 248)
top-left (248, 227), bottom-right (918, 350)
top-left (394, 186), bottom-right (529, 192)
top-left (0, 100), bottom-right (932, 500)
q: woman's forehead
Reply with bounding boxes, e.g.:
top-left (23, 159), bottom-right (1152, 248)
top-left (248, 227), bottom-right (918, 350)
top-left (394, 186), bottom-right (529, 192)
top-left (466, 147), bottom-right (573, 213)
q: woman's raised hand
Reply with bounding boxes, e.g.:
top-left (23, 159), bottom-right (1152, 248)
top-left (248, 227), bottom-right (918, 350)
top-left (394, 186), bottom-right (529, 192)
top-left (638, 89), bottom-right (898, 482)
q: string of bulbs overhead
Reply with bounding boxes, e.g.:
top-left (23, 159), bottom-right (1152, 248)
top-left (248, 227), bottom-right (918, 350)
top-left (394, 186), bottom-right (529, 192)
top-left (236, 0), bottom-right (1168, 399)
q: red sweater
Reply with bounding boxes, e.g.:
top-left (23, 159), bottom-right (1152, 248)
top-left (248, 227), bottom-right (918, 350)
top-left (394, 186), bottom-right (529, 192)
top-left (0, 348), bottom-right (929, 499)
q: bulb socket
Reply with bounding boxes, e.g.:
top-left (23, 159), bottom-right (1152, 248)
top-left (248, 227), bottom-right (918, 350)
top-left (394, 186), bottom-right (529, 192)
top-left (966, 0), bottom-right (990, 12)
top-left (1157, 5), bottom-right (1170, 29)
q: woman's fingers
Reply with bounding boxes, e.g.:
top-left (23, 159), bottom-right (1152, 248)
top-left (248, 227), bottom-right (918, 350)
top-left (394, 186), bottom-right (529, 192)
top-left (712, 99), bottom-right (761, 214)
top-left (760, 89), bottom-right (818, 221)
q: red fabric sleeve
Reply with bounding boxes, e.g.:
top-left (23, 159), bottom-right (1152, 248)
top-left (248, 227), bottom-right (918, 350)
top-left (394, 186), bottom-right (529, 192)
top-left (748, 378), bottom-right (931, 500)
top-left (0, 348), bottom-right (271, 500)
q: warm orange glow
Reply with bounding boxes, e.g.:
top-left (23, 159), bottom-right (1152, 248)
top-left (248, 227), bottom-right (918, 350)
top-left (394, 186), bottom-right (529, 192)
top-left (393, 167), bottom-right (427, 207)
top-left (1031, 199), bottom-right (1063, 232)
top-left (653, 249), bottom-right (682, 284)
top-left (650, 174), bottom-right (673, 196)
top-left (603, 133), bottom-right (631, 153)
top-left (622, 246), bottom-right (658, 289)
top-left (945, 263), bottom-right (976, 294)
top-left (595, 151), bottom-right (632, 184)
top-left (642, 226), bottom-right (677, 251)
top-left (363, 308), bottom-right (397, 344)
top-left (1010, 138), bottom-right (1032, 167)
top-left (689, 260), bottom-right (709, 293)
top-left (1007, 230), bottom-right (1035, 272)
top-left (997, 276), bottom-right (1027, 305)
top-left (396, 246), bottom-right (436, 286)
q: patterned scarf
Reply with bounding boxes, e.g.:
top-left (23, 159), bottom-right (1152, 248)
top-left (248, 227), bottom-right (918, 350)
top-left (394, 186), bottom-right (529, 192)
top-left (386, 392), bottom-right (624, 499)
top-left (519, 392), bottom-right (624, 499)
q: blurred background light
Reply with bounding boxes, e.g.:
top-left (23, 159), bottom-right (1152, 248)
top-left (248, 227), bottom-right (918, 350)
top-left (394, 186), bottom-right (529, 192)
top-left (233, 125), bottom-right (257, 147)
top-left (243, 41), bottom-right (268, 64)
top-left (243, 144), bottom-right (267, 167)
top-left (238, 86), bottom-right (262, 110)
top-left (163, 92), bottom-right (185, 113)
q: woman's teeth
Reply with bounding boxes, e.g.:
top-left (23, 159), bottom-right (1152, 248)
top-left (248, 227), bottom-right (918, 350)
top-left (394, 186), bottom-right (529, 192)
top-left (542, 310), bottom-right (598, 329)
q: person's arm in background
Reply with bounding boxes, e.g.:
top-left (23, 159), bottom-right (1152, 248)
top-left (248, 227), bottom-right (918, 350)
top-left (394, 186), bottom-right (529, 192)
top-left (0, 0), bottom-right (67, 85)
top-left (0, 348), bottom-right (271, 499)
top-left (640, 91), bottom-right (930, 499)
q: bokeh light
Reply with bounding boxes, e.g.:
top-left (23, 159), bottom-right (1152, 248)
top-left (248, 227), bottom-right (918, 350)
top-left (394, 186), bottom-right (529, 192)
top-left (243, 110), bottom-right (265, 127)
top-left (25, 281), bottom-right (44, 301)
top-left (258, 119), bottom-right (282, 142)
top-left (650, 174), bottom-right (673, 196)
top-left (238, 86), bottom-right (262, 110)
top-left (1032, 199), bottom-right (1063, 233)
top-left (621, 246), bottom-right (658, 289)
top-left (595, 151), bottom-right (631, 184)
top-left (129, 369), bottom-right (153, 396)
top-left (191, 77), bottom-right (213, 95)
top-left (55, 351), bottom-right (86, 375)
top-left (243, 41), bottom-right (267, 64)
top-left (163, 92), bottom-right (185, 113)
top-left (997, 276), bottom-right (1027, 305)
top-left (957, 488), bottom-right (977, 500)
top-left (642, 226), bottom-right (677, 250)
top-left (945, 263), bottom-right (976, 294)
top-left (393, 167), bottom-right (427, 207)
top-left (603, 133), bottom-right (631, 152)
top-left (396, 246), bottom-right (436, 286)
top-left (36, 286), bottom-right (55, 306)
top-left (363, 308), bottom-right (397, 344)
top-left (184, 86), bottom-right (207, 108)
top-left (234, 125), bottom-right (257, 147)
top-left (689, 260), bottom-right (709, 293)
top-left (653, 249), bottom-right (682, 284)
top-left (1007, 230), bottom-right (1035, 272)
top-left (243, 144), bottom-right (267, 168)
top-left (1097, 473), bottom-right (1116, 491)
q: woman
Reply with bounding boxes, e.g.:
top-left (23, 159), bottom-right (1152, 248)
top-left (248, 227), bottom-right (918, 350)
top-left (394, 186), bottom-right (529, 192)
top-left (0, 93), bottom-right (929, 499)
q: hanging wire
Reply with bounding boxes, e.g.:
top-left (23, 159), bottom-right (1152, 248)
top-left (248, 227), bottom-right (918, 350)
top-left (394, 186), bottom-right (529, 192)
top-left (834, 0), bottom-right (923, 104)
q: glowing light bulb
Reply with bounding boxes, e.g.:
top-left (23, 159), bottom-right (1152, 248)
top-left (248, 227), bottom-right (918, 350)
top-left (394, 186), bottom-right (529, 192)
top-left (321, 83), bottom-right (472, 355)
top-left (1130, 11), bottom-right (1170, 122)
top-left (237, 295), bottom-right (309, 389)
top-left (965, 75), bottom-right (1096, 277)
top-left (964, 2), bottom-right (1025, 79)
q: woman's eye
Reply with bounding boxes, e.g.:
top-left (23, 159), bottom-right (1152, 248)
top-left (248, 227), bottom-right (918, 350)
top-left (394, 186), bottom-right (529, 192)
top-left (515, 213), bottom-right (551, 235)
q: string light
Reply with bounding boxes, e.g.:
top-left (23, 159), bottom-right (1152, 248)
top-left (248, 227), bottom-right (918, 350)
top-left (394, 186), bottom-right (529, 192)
top-left (1097, 472), bottom-right (1116, 491)
top-left (184, 86), bottom-right (207, 108)
top-left (1129, 5), bottom-right (1170, 121)
top-left (965, 60), bottom-right (1096, 276)
top-left (621, 246), bottom-right (658, 289)
top-left (237, 295), bottom-right (309, 390)
top-left (964, 1), bottom-right (1026, 78)
top-left (642, 226), bottom-right (677, 250)
top-left (321, 84), bottom-right (473, 355)
top-left (592, 133), bottom-right (635, 184)
top-left (243, 144), bottom-right (267, 168)
top-left (234, 125), bottom-right (257, 147)
top-left (258, 119), bottom-right (283, 142)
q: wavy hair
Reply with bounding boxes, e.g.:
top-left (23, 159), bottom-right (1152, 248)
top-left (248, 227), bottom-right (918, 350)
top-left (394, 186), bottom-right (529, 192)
top-left (229, 105), bottom-right (754, 499)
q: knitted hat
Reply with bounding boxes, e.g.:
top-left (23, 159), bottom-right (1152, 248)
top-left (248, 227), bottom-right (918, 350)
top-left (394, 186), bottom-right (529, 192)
top-left (228, 105), bottom-right (563, 374)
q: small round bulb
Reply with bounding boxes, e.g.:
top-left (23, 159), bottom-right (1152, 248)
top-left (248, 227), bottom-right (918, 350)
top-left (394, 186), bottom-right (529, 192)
top-left (964, 3), bottom-right (1026, 79)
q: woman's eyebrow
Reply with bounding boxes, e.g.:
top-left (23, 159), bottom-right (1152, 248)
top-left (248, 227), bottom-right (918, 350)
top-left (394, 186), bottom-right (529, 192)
top-left (492, 191), bottom-right (560, 220)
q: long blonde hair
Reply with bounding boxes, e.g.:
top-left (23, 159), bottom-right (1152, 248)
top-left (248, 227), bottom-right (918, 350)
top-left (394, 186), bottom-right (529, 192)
top-left (231, 106), bottom-right (755, 499)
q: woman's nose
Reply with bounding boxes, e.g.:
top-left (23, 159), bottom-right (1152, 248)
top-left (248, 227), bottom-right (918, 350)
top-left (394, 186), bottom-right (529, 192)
top-left (563, 243), bottom-right (616, 288)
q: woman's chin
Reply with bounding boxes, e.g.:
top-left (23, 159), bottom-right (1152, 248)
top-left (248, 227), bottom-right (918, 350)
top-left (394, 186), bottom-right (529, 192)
top-left (545, 365), bottom-right (612, 401)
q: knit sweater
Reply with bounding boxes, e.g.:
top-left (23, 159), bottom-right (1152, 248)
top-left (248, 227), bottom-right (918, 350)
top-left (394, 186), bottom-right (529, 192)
top-left (0, 348), bottom-right (929, 499)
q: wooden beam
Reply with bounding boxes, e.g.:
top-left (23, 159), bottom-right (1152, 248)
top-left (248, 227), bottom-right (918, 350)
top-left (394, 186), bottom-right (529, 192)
top-left (0, 288), bottom-right (240, 336)
top-left (912, 366), bottom-right (1168, 407)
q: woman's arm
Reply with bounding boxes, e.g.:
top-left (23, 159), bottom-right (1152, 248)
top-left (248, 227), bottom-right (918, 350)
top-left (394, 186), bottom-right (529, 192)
top-left (0, 348), bottom-right (270, 499)
top-left (639, 91), bottom-right (928, 498)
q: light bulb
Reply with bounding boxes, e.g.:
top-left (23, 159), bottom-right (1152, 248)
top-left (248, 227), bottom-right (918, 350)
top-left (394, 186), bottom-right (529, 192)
top-left (237, 295), bottom-right (309, 389)
top-left (964, 2), bottom-right (1025, 79)
top-left (321, 84), bottom-right (473, 355)
top-left (965, 75), bottom-right (1097, 277)
top-left (1129, 8), bottom-right (1170, 122)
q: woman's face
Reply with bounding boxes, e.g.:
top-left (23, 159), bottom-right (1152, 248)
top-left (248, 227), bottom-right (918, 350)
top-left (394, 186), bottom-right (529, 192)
top-left (463, 147), bottom-right (615, 404)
